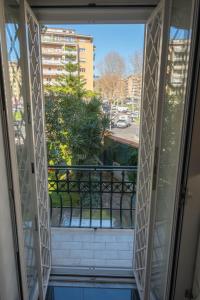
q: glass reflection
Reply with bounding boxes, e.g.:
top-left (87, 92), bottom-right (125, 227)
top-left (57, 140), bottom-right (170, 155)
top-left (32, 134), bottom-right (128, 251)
top-left (150, 0), bottom-right (194, 299)
top-left (4, 0), bottom-right (38, 297)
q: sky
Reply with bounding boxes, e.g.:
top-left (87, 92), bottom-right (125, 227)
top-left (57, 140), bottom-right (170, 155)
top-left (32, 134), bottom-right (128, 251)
top-left (48, 24), bottom-right (145, 75)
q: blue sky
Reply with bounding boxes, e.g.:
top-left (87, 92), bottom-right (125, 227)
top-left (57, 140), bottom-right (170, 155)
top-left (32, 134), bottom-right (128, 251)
top-left (49, 24), bottom-right (145, 75)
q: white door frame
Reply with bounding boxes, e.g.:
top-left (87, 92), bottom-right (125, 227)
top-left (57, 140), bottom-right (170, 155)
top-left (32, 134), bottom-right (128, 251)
top-left (0, 1), bottom-right (29, 298)
top-left (170, 2), bottom-right (200, 297)
top-left (20, 1), bottom-right (51, 298)
top-left (134, 0), bottom-right (171, 298)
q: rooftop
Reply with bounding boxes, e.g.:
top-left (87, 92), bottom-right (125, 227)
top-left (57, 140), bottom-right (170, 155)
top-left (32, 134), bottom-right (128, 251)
top-left (42, 27), bottom-right (93, 40)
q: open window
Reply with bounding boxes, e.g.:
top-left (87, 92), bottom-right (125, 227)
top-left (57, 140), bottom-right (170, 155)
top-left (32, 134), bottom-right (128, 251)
top-left (0, 0), bottom-right (198, 299)
top-left (0, 0), bottom-right (51, 299)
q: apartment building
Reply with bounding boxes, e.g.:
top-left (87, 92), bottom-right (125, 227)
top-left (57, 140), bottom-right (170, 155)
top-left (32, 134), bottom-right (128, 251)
top-left (125, 74), bottom-right (142, 107)
top-left (168, 39), bottom-right (189, 92)
top-left (8, 61), bottom-right (22, 102)
top-left (41, 27), bottom-right (94, 90)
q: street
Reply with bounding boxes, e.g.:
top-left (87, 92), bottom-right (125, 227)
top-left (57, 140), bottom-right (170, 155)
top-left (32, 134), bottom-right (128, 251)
top-left (111, 122), bottom-right (139, 145)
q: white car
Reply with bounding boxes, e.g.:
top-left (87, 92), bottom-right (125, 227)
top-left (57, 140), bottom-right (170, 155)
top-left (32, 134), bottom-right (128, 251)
top-left (131, 111), bottom-right (140, 119)
top-left (116, 120), bottom-right (129, 128)
top-left (118, 115), bottom-right (131, 125)
top-left (111, 105), bottom-right (117, 110)
top-left (117, 106), bottom-right (128, 113)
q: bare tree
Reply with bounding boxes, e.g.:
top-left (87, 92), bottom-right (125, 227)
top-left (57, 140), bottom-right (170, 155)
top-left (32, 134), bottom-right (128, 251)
top-left (100, 51), bottom-right (125, 76)
top-left (129, 50), bottom-right (143, 74)
top-left (96, 51), bottom-right (126, 104)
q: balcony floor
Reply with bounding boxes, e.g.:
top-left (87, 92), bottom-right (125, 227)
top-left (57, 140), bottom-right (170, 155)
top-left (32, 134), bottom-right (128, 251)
top-left (51, 228), bottom-right (134, 276)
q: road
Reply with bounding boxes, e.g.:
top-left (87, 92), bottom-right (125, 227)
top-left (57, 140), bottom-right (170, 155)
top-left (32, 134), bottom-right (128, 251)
top-left (111, 123), bottom-right (139, 145)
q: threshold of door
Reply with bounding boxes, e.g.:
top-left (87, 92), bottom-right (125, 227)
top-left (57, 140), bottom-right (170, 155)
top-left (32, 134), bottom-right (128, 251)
top-left (51, 265), bottom-right (134, 278)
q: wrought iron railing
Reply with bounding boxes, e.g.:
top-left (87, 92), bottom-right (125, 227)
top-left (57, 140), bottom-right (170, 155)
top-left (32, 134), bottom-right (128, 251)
top-left (48, 165), bottom-right (137, 229)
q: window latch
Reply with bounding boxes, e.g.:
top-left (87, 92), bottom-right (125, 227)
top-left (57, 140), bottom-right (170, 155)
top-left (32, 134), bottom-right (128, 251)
top-left (185, 289), bottom-right (194, 299)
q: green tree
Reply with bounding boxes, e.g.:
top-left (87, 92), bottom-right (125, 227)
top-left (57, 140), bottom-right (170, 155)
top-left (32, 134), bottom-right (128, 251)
top-left (45, 58), bottom-right (109, 165)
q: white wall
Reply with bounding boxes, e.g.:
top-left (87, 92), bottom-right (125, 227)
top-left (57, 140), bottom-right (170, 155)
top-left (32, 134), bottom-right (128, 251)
top-left (174, 62), bottom-right (200, 299)
top-left (0, 113), bottom-right (20, 300)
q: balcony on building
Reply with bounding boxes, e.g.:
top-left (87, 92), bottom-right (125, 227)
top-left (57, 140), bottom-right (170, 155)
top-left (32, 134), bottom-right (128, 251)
top-left (48, 165), bottom-right (137, 277)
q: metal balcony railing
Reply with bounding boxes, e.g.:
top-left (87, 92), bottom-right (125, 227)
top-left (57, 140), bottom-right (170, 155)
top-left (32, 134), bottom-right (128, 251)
top-left (48, 165), bottom-right (137, 229)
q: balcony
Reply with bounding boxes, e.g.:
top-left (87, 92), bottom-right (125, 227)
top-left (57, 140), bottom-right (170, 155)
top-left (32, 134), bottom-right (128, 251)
top-left (173, 47), bottom-right (187, 53)
top-left (42, 48), bottom-right (63, 55)
top-left (41, 37), bottom-right (77, 45)
top-left (43, 69), bottom-right (78, 76)
top-left (42, 59), bottom-right (62, 65)
top-left (42, 48), bottom-right (77, 56)
top-left (63, 50), bottom-right (77, 56)
top-left (42, 59), bottom-right (77, 66)
top-left (48, 165), bottom-right (136, 276)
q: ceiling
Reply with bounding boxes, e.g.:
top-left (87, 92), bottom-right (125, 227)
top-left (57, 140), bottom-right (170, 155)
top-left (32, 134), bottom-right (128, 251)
top-left (28, 0), bottom-right (159, 24)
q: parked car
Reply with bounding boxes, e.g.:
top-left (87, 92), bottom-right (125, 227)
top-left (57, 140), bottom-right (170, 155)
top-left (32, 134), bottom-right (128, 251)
top-left (116, 119), bottom-right (129, 128)
top-left (118, 115), bottom-right (131, 126)
top-left (111, 105), bottom-right (117, 111)
top-left (125, 101), bottom-right (133, 105)
top-left (131, 111), bottom-right (140, 118)
top-left (117, 106), bottom-right (128, 113)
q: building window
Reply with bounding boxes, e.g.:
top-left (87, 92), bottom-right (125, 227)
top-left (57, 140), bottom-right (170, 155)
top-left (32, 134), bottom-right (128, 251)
top-left (80, 67), bottom-right (86, 73)
top-left (79, 48), bottom-right (86, 52)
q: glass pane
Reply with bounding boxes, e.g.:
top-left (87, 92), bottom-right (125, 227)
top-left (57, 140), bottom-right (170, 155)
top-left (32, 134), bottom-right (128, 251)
top-left (4, 0), bottom-right (38, 297)
top-left (150, 0), bottom-right (195, 298)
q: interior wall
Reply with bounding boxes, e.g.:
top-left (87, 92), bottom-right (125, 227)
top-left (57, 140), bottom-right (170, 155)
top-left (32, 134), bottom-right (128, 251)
top-left (174, 55), bottom-right (200, 300)
top-left (29, 0), bottom-right (156, 24)
top-left (32, 7), bottom-right (153, 24)
top-left (0, 92), bottom-right (19, 299)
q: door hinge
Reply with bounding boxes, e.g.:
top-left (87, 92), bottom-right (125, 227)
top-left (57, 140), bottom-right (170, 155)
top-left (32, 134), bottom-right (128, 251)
top-left (31, 162), bottom-right (35, 174)
top-left (179, 186), bottom-right (187, 207)
top-left (185, 289), bottom-right (194, 299)
top-left (34, 215), bottom-right (38, 232)
top-left (8, 187), bottom-right (19, 253)
top-left (27, 103), bottom-right (31, 124)
top-left (152, 146), bottom-right (159, 190)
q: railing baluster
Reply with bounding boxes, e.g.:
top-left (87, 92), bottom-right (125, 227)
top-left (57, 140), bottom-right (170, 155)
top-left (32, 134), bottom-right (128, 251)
top-left (120, 170), bottom-right (125, 229)
top-left (110, 171), bottom-right (113, 228)
top-left (78, 173), bottom-right (82, 228)
top-left (100, 171), bottom-right (103, 228)
top-left (59, 194), bottom-right (63, 226)
top-left (130, 193), bottom-right (133, 229)
top-left (89, 171), bottom-right (92, 228)
top-left (66, 169), bottom-right (72, 227)
top-left (49, 194), bottom-right (52, 221)
top-left (55, 169), bottom-right (59, 226)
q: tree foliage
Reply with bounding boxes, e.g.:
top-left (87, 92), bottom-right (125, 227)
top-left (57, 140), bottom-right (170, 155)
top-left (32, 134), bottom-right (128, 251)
top-left (45, 60), bottom-right (109, 165)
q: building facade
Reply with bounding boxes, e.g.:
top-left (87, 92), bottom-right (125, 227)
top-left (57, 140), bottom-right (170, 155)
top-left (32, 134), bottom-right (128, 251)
top-left (125, 74), bottom-right (142, 110)
top-left (41, 27), bottom-right (94, 91)
top-left (8, 61), bottom-right (22, 101)
top-left (168, 39), bottom-right (189, 94)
